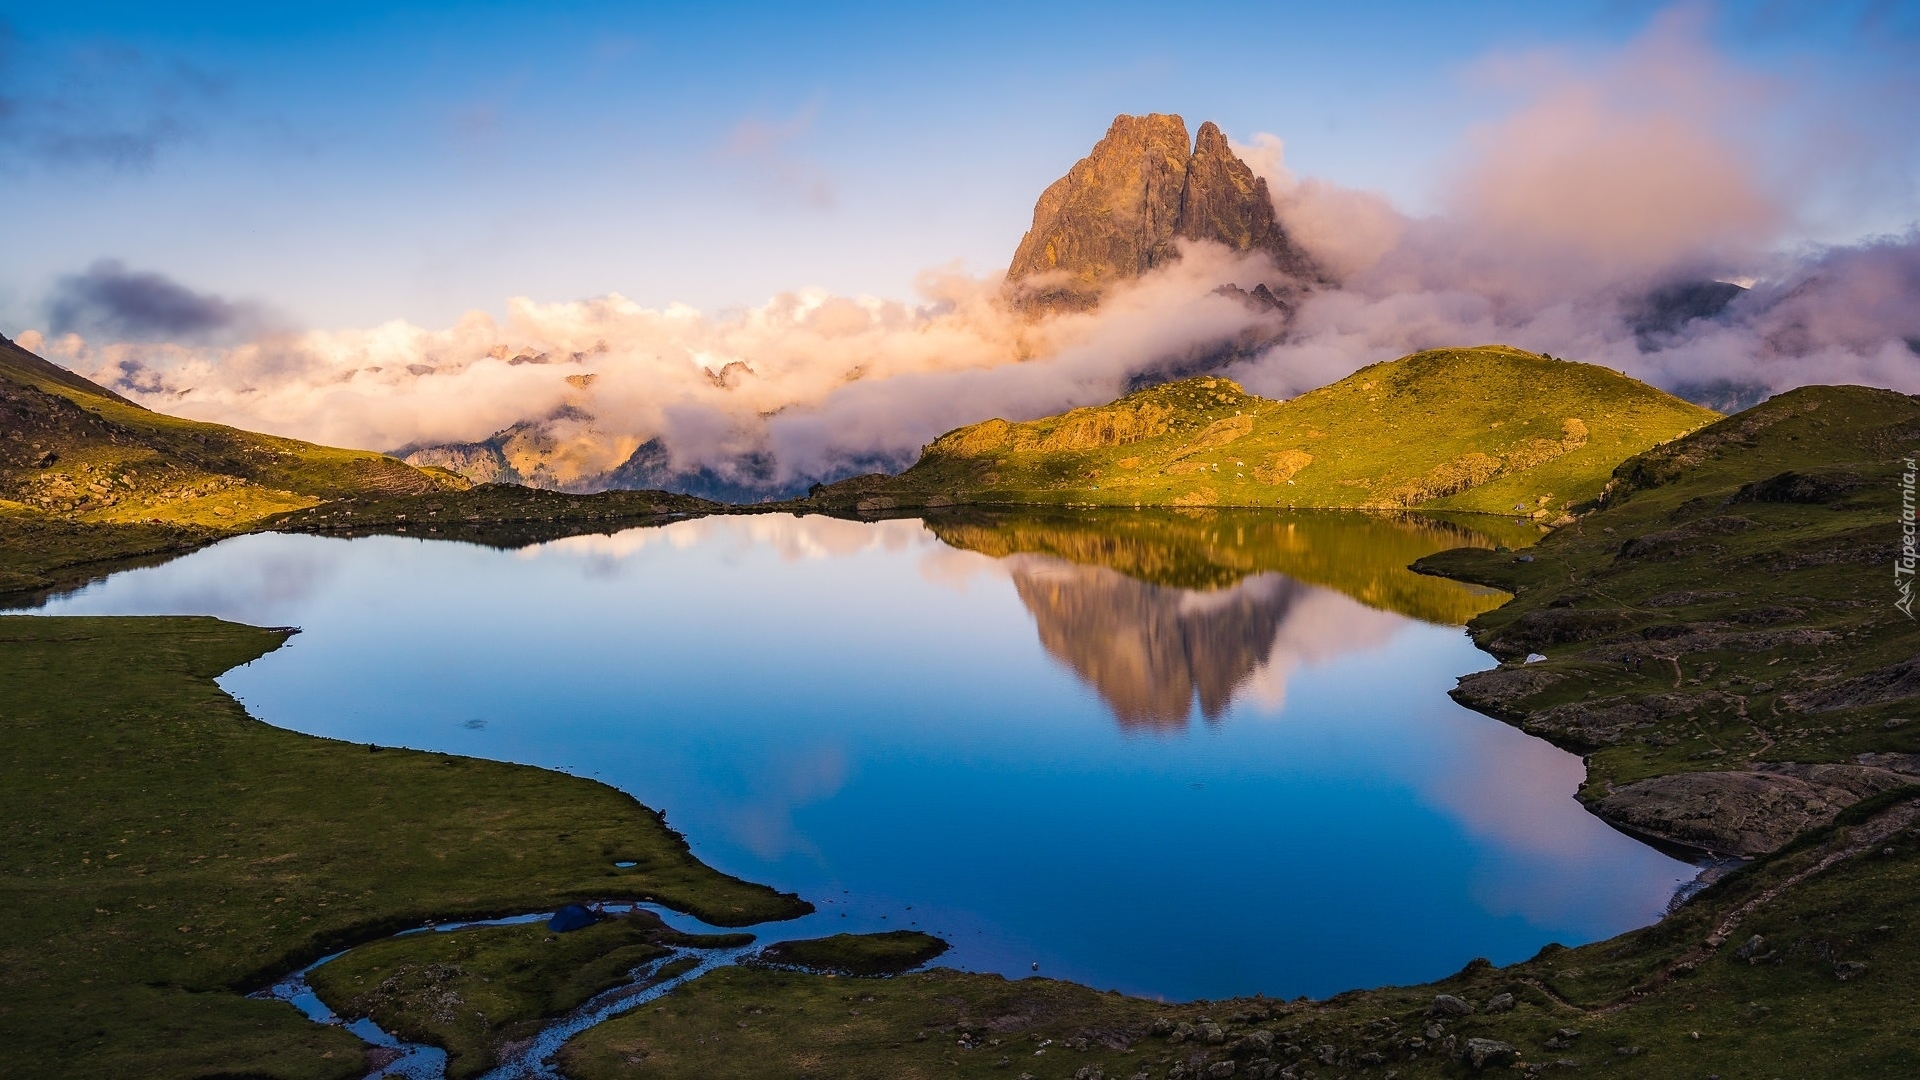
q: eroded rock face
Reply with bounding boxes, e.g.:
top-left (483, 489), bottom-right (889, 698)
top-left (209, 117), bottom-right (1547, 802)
top-left (1592, 763), bottom-right (1914, 856)
top-left (1006, 114), bottom-right (1316, 313)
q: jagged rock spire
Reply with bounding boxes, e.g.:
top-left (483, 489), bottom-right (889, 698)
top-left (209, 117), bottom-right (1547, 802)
top-left (1007, 113), bottom-right (1317, 313)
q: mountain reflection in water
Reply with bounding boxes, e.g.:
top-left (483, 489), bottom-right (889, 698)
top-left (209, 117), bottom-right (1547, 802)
top-left (931, 509), bottom-right (1512, 728)
top-left (1009, 561), bottom-right (1305, 727)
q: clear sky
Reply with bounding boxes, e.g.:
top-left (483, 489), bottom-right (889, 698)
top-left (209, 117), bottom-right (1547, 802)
top-left (3, 1), bottom-right (1913, 334)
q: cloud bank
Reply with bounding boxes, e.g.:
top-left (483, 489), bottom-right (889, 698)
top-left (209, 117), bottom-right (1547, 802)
top-left (18, 12), bottom-right (1919, 497)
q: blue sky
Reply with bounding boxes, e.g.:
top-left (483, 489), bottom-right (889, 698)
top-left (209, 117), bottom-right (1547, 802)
top-left (2, 1), bottom-right (1914, 332)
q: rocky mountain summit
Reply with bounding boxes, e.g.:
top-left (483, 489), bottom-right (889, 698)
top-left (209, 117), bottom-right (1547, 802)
top-left (1006, 113), bottom-right (1319, 313)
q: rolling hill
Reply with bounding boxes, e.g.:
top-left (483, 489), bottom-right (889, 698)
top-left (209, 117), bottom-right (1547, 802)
top-left (0, 334), bottom-right (451, 529)
top-left (0, 336), bottom-right (710, 599)
top-left (811, 345), bottom-right (1721, 517)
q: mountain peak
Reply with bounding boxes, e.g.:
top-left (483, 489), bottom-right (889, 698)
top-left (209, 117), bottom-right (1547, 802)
top-left (1006, 113), bottom-right (1317, 314)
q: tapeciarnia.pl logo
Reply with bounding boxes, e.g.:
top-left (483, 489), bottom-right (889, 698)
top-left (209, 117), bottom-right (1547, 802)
top-left (1899, 456), bottom-right (1917, 619)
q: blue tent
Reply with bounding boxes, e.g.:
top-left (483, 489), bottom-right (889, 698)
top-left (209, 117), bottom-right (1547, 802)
top-left (548, 904), bottom-right (598, 933)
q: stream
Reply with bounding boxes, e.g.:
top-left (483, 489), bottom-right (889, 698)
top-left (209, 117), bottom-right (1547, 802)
top-left (252, 903), bottom-right (806, 1080)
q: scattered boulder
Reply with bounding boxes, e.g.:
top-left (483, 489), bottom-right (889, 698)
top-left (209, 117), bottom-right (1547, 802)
top-left (1615, 515), bottom-right (1755, 562)
top-left (1544, 1028), bottom-right (1581, 1051)
top-left (1451, 666), bottom-right (1567, 717)
top-left (1483, 992), bottom-right (1515, 1013)
top-left (1783, 656), bottom-right (1920, 713)
top-left (1488, 608), bottom-right (1635, 655)
top-left (1519, 697), bottom-right (1661, 748)
top-left (1730, 469), bottom-right (1864, 505)
top-left (1428, 993), bottom-right (1475, 1018)
top-left (1464, 1038), bottom-right (1518, 1070)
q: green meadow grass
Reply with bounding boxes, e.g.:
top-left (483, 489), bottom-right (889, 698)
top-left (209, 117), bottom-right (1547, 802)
top-left (0, 615), bottom-right (807, 1080)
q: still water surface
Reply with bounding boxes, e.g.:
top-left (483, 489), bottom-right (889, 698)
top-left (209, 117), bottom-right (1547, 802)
top-left (29, 510), bottom-right (1693, 1001)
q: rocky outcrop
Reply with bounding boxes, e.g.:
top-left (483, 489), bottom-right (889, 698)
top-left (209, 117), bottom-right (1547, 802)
top-left (603, 437), bottom-right (784, 504)
top-left (1177, 122), bottom-right (1316, 281)
top-left (1591, 762), bottom-right (1916, 856)
top-left (401, 439), bottom-right (517, 485)
top-left (1006, 114), bottom-right (1316, 313)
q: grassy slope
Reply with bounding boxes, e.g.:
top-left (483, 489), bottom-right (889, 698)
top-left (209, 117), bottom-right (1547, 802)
top-left (923, 507), bottom-right (1514, 626)
top-left (0, 615), bottom-right (808, 1080)
top-left (0, 510), bottom-right (223, 603)
top-left (757, 932), bottom-right (951, 977)
top-left (0, 337), bottom-right (447, 526)
top-left (0, 339), bottom-right (722, 601)
top-left (812, 347), bottom-right (1717, 515)
top-left (0, 337), bottom-right (446, 598)
top-left (1420, 385), bottom-right (1920, 847)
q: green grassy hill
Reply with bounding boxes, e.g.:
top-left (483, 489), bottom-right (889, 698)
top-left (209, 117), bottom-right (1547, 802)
top-left (0, 335), bottom-right (450, 530)
top-left (0, 337), bottom-right (714, 600)
top-left (0, 335), bottom-right (469, 598)
top-left (812, 346), bottom-right (1719, 517)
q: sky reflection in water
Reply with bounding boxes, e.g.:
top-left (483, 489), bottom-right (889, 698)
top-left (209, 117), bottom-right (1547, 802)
top-left (31, 512), bottom-right (1693, 1001)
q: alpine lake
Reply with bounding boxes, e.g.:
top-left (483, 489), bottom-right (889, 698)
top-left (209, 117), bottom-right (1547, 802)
top-left (20, 508), bottom-right (1697, 1005)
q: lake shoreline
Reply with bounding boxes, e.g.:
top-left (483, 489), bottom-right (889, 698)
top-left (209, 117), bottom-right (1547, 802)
top-left (8, 381), bottom-right (1918, 1076)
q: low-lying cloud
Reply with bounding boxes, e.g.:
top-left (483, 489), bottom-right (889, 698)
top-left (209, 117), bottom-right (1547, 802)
top-left (23, 246), bottom-right (1286, 493)
top-left (17, 10), bottom-right (1919, 497)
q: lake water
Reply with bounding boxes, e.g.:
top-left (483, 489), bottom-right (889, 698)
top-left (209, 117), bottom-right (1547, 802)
top-left (23, 509), bottom-right (1694, 1002)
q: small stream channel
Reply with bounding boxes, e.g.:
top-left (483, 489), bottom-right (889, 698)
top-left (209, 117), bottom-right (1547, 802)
top-left (256, 856), bottom-right (1734, 1080)
top-left (252, 903), bottom-right (815, 1080)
